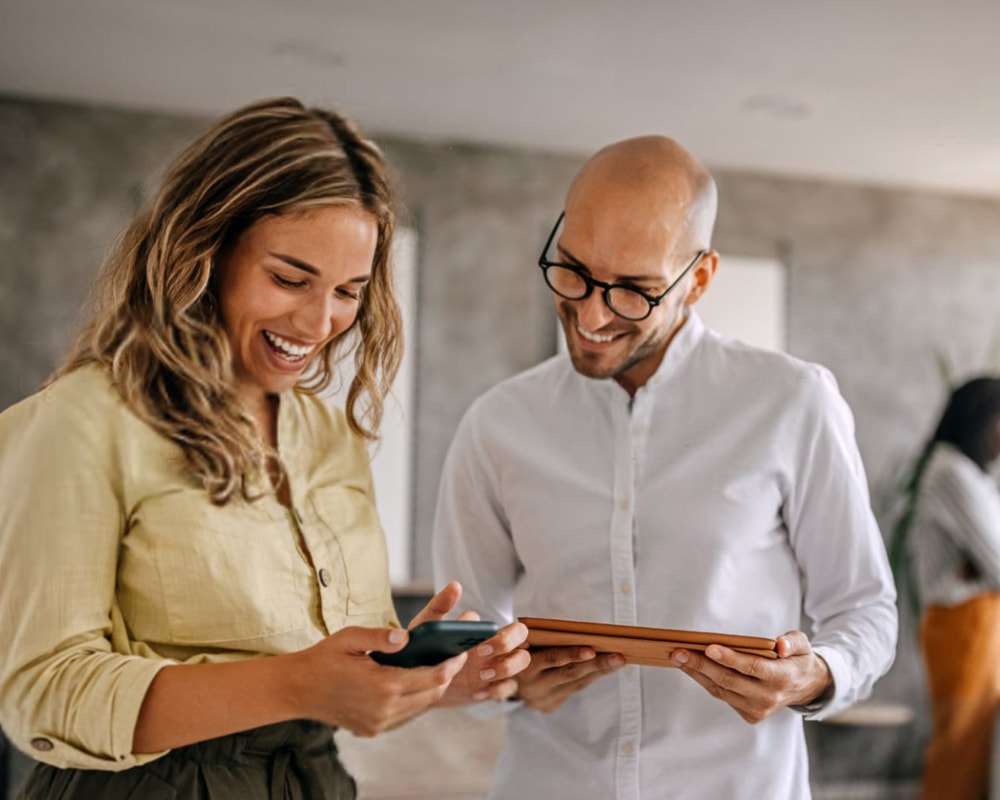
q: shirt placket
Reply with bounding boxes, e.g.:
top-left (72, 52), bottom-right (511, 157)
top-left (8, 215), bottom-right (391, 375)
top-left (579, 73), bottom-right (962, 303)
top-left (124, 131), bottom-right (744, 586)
top-left (288, 494), bottom-right (350, 633)
top-left (278, 400), bottom-right (350, 632)
top-left (610, 391), bottom-right (643, 800)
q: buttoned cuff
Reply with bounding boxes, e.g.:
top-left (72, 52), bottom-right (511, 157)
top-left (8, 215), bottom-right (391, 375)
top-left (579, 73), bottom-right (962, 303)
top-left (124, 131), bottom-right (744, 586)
top-left (790, 646), bottom-right (848, 720)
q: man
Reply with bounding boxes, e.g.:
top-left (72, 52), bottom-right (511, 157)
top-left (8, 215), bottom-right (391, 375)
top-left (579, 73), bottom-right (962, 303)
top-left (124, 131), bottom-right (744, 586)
top-left (432, 136), bottom-right (897, 799)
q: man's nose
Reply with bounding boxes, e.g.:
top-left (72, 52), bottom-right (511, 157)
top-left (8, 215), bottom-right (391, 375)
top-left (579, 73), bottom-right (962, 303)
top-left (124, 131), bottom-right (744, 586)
top-left (574, 289), bottom-right (616, 331)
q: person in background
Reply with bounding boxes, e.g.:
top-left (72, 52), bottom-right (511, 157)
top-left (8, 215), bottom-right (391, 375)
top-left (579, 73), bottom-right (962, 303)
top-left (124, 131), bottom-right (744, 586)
top-left (0, 96), bottom-right (527, 800)
top-left (910, 376), bottom-right (1000, 800)
top-left (433, 134), bottom-right (897, 799)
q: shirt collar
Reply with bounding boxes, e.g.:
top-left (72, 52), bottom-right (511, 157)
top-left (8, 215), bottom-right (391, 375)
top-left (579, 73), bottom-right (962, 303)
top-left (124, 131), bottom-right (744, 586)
top-left (583, 309), bottom-right (706, 400)
top-left (565, 308), bottom-right (707, 401)
top-left (644, 309), bottom-right (706, 390)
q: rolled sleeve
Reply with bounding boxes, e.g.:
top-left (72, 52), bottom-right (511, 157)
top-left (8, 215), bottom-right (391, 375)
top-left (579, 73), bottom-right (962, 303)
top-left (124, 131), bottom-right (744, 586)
top-left (0, 373), bottom-right (171, 769)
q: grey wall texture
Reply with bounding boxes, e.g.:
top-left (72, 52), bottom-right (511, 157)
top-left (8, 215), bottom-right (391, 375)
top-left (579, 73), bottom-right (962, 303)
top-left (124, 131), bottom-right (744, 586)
top-left (3, 94), bottom-right (1000, 788)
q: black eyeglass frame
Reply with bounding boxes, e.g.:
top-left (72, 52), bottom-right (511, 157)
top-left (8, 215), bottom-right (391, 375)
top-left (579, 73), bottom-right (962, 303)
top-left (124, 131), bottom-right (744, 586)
top-left (537, 211), bottom-right (707, 322)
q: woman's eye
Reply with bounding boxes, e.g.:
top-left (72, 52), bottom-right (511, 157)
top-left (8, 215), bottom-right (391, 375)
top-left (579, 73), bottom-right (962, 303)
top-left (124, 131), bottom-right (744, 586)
top-left (271, 273), bottom-right (307, 289)
top-left (337, 287), bottom-right (364, 301)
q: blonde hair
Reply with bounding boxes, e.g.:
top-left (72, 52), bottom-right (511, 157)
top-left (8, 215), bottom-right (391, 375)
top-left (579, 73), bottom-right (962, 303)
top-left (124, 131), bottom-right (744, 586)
top-left (52, 97), bottom-right (403, 504)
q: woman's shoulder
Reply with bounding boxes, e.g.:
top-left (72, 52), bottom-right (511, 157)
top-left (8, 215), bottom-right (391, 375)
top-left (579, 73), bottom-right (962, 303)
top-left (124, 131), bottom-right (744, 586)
top-left (0, 364), bottom-right (122, 429)
top-left (0, 364), bottom-right (134, 469)
top-left (923, 442), bottom-right (994, 496)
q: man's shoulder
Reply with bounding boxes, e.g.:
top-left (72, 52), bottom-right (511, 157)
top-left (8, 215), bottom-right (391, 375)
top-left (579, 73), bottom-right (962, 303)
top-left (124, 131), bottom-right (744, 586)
top-left (698, 330), bottom-right (837, 398)
top-left (473, 354), bottom-right (573, 409)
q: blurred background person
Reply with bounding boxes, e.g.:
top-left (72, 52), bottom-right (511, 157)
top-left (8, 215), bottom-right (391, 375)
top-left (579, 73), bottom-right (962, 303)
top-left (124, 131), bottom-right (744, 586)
top-left (909, 376), bottom-right (1000, 800)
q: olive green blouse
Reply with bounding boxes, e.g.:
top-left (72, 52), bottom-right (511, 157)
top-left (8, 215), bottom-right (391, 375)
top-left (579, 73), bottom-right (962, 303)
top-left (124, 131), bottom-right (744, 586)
top-left (0, 366), bottom-right (397, 771)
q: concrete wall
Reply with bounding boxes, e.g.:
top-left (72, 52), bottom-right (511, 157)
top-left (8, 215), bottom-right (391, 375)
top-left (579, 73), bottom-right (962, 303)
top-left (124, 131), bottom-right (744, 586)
top-left (4, 94), bottom-right (1000, 788)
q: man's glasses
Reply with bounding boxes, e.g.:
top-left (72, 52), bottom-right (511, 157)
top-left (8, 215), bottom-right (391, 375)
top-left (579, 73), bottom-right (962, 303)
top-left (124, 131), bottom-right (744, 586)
top-left (538, 211), bottom-right (706, 322)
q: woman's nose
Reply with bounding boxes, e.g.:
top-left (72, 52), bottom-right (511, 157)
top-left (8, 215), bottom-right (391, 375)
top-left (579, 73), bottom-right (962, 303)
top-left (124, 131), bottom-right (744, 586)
top-left (290, 294), bottom-right (351, 341)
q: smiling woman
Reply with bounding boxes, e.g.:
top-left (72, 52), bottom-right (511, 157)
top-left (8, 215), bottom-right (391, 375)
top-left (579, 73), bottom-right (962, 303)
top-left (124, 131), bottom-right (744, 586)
top-left (0, 96), bottom-right (529, 800)
top-left (215, 208), bottom-right (378, 425)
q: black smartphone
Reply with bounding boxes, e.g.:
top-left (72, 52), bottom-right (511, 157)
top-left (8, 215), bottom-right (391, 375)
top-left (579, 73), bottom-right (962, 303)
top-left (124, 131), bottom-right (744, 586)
top-left (370, 620), bottom-right (499, 668)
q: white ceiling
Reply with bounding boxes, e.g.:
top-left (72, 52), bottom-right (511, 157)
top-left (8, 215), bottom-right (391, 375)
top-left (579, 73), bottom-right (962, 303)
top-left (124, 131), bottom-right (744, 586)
top-left (3, 0), bottom-right (1000, 196)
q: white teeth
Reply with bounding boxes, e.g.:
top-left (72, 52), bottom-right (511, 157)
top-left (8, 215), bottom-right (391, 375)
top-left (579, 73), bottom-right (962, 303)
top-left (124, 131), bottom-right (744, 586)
top-left (577, 324), bottom-right (617, 343)
top-left (263, 331), bottom-right (315, 360)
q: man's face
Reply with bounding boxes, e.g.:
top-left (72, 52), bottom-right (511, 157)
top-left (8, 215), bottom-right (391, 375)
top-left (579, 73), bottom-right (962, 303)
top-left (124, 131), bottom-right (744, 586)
top-left (553, 207), bottom-right (702, 394)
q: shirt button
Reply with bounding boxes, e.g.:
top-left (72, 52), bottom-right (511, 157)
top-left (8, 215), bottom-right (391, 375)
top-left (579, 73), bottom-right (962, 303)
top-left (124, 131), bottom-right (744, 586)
top-left (619, 498), bottom-right (630, 511)
top-left (318, 568), bottom-right (331, 587)
top-left (620, 581), bottom-right (631, 595)
top-left (622, 740), bottom-right (634, 755)
top-left (30, 737), bottom-right (54, 752)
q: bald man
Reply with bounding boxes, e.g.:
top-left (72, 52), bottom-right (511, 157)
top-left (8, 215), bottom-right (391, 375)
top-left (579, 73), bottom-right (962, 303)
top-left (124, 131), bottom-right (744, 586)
top-left (433, 137), bottom-right (897, 800)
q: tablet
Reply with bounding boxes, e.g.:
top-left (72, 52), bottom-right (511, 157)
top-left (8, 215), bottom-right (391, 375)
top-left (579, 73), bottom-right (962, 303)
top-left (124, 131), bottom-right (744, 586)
top-left (519, 616), bottom-right (778, 668)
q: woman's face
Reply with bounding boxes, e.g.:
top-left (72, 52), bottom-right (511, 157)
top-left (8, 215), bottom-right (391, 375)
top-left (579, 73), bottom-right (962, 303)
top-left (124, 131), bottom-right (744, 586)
top-left (215, 204), bottom-right (378, 405)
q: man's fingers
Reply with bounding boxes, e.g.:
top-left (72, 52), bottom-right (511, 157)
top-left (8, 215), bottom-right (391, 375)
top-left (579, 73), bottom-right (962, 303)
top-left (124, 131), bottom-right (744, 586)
top-left (775, 630), bottom-right (811, 658)
top-left (535, 652), bottom-right (623, 688)
top-left (702, 645), bottom-right (769, 679)
top-left (528, 646), bottom-right (597, 673)
top-left (672, 647), bottom-right (762, 691)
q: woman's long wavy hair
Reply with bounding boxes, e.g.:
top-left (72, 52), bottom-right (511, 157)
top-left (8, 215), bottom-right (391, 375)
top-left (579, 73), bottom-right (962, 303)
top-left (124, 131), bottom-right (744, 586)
top-left (50, 97), bottom-right (403, 504)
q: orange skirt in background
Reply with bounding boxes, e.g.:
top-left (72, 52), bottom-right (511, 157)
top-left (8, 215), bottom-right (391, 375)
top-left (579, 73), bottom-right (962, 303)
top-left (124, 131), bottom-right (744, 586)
top-left (920, 592), bottom-right (1000, 800)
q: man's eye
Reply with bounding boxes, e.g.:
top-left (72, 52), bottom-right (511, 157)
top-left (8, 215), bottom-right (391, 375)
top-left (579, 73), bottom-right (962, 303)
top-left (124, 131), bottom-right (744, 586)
top-left (272, 273), bottom-right (306, 289)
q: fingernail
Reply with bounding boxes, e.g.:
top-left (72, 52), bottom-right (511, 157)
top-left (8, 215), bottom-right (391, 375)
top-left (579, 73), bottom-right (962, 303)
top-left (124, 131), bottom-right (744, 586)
top-left (388, 629), bottom-right (406, 644)
top-left (478, 644), bottom-right (494, 657)
top-left (609, 655), bottom-right (625, 667)
top-left (706, 646), bottom-right (722, 660)
top-left (673, 650), bottom-right (689, 665)
top-left (473, 691), bottom-right (489, 701)
top-left (480, 668), bottom-right (496, 681)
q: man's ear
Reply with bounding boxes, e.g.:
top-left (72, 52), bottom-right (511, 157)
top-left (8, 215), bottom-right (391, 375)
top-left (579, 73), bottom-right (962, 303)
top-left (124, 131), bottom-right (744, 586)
top-left (684, 250), bottom-right (719, 306)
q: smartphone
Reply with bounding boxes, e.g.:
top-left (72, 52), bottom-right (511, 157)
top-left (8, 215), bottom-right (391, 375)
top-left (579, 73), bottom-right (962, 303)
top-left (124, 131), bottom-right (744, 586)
top-left (370, 620), bottom-right (499, 668)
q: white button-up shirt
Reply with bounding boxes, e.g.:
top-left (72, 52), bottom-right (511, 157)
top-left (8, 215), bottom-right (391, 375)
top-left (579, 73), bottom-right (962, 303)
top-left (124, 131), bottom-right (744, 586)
top-left (433, 312), bottom-right (897, 800)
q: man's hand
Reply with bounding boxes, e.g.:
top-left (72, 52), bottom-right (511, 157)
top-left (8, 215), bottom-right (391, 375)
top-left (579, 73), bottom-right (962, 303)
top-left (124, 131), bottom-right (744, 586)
top-left (516, 646), bottom-right (625, 713)
top-left (670, 630), bottom-right (832, 724)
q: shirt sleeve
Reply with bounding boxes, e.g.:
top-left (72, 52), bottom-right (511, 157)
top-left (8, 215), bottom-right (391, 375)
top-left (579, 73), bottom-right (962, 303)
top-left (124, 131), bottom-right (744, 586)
top-left (0, 378), bottom-right (171, 770)
top-left (432, 399), bottom-right (522, 628)
top-left (928, 455), bottom-right (1000, 588)
top-left (781, 367), bottom-right (899, 720)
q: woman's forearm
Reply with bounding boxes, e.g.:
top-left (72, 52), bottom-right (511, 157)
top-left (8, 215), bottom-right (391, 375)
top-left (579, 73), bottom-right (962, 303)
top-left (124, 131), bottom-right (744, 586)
top-left (132, 653), bottom-right (305, 753)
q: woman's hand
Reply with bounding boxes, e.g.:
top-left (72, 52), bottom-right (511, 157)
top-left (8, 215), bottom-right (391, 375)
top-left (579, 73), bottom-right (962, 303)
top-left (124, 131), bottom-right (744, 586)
top-left (289, 624), bottom-right (467, 737)
top-left (436, 618), bottom-right (530, 705)
top-left (407, 581), bottom-right (531, 705)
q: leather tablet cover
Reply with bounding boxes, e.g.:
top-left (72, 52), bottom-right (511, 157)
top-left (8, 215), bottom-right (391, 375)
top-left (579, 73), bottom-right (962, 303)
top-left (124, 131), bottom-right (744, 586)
top-left (519, 616), bottom-right (778, 668)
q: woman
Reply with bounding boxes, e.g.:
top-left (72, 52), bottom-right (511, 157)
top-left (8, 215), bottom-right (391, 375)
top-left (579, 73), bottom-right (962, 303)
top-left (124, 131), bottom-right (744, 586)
top-left (910, 376), bottom-right (1000, 800)
top-left (0, 97), bottom-right (528, 799)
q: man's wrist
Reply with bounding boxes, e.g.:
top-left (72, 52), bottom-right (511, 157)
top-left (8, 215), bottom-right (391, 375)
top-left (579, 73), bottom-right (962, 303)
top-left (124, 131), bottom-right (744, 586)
top-left (790, 655), bottom-right (834, 712)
